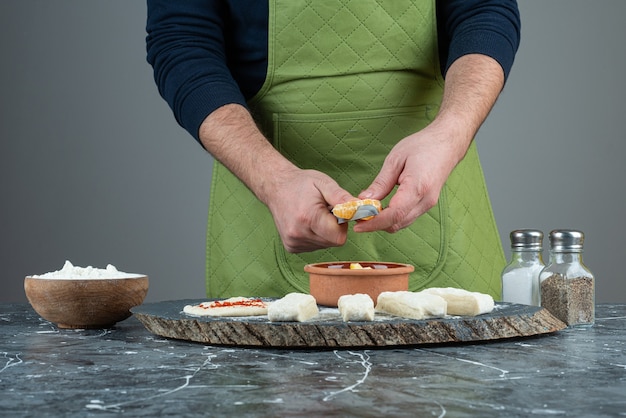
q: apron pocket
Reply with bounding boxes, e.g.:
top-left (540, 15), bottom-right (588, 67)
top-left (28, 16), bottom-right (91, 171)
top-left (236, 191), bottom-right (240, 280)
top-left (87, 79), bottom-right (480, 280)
top-left (270, 106), bottom-right (447, 291)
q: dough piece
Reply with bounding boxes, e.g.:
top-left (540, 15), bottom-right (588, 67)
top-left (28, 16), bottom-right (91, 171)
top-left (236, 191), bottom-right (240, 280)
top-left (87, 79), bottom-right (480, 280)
top-left (268, 293), bottom-right (319, 322)
top-left (375, 291), bottom-right (447, 320)
top-left (421, 287), bottom-right (494, 316)
top-left (183, 297), bottom-right (268, 317)
top-left (332, 199), bottom-right (382, 222)
top-left (337, 293), bottom-right (375, 322)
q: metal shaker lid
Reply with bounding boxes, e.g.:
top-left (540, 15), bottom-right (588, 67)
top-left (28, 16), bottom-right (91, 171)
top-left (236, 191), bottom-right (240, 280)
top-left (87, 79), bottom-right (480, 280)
top-left (548, 229), bottom-right (584, 251)
top-left (509, 229), bottom-right (543, 251)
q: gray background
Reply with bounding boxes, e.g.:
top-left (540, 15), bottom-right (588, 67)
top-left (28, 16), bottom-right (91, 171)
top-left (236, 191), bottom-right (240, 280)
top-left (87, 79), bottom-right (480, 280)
top-left (2, 1), bottom-right (624, 303)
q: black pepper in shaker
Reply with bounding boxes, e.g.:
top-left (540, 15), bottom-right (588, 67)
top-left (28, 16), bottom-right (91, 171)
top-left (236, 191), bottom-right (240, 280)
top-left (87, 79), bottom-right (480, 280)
top-left (539, 230), bottom-right (595, 326)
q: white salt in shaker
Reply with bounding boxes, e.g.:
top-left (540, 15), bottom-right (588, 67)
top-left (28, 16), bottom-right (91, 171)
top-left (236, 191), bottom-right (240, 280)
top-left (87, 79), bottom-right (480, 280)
top-left (539, 230), bottom-right (595, 327)
top-left (501, 229), bottom-right (544, 306)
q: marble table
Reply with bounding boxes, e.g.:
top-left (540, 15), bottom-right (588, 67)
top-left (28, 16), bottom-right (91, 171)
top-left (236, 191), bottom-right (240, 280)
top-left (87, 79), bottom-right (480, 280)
top-left (1, 303), bottom-right (625, 417)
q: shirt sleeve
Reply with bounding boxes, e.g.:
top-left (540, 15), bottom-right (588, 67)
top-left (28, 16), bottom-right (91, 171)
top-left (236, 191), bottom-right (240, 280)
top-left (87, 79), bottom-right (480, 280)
top-left (146, 0), bottom-right (249, 144)
top-left (437, 0), bottom-right (521, 81)
top-left (146, 0), bottom-right (521, 144)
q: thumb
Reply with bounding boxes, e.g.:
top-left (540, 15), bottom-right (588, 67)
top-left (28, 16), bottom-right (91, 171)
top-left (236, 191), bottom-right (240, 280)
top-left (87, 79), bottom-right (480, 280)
top-left (314, 175), bottom-right (356, 207)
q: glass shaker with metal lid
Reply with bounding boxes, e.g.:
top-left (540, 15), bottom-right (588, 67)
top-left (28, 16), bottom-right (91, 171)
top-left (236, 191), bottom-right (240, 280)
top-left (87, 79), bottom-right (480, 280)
top-left (501, 229), bottom-right (544, 306)
top-left (539, 230), bottom-right (595, 326)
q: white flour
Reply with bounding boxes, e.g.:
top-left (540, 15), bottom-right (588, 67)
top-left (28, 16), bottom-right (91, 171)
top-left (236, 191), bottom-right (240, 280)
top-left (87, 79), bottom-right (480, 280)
top-left (31, 260), bottom-right (143, 279)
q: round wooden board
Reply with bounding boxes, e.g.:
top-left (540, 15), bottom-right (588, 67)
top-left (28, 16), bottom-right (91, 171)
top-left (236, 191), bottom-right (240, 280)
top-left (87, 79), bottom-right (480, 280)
top-left (131, 299), bottom-right (566, 348)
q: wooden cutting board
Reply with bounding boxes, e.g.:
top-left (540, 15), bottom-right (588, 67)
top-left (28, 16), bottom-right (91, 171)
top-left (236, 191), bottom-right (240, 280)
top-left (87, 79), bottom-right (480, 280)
top-left (131, 299), bottom-right (566, 348)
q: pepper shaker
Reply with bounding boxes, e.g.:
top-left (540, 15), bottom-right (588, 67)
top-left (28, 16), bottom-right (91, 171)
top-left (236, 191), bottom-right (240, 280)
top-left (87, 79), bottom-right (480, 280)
top-left (539, 230), bottom-right (595, 326)
top-left (501, 229), bottom-right (544, 306)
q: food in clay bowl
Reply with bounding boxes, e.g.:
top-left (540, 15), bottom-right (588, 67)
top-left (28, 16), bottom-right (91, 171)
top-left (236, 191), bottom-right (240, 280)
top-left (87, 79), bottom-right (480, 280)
top-left (305, 261), bottom-right (413, 307)
top-left (24, 260), bottom-right (149, 329)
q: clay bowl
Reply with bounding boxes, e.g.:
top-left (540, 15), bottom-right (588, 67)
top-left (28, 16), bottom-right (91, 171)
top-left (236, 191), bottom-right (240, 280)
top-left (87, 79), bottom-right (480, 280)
top-left (305, 261), bottom-right (413, 307)
top-left (24, 275), bottom-right (149, 329)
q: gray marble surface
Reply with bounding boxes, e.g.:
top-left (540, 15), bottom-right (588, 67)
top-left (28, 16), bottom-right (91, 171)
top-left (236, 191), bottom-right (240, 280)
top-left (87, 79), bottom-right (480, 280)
top-left (1, 303), bottom-right (625, 417)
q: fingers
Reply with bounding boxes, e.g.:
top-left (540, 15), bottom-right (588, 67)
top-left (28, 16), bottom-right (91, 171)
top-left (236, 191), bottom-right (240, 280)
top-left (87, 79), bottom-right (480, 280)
top-left (354, 128), bottom-right (456, 234)
top-left (354, 198), bottom-right (437, 234)
top-left (274, 170), bottom-right (353, 253)
top-left (358, 153), bottom-right (403, 201)
top-left (353, 181), bottom-right (440, 233)
top-left (315, 174), bottom-right (357, 208)
top-left (280, 205), bottom-right (349, 253)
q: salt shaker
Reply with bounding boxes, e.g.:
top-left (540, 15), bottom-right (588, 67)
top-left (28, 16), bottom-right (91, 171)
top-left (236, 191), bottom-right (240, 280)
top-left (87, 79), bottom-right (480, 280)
top-left (501, 229), bottom-right (544, 306)
top-left (539, 230), bottom-right (595, 327)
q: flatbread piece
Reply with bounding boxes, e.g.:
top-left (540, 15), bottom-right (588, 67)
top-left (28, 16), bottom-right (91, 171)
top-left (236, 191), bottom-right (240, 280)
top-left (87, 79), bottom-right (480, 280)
top-left (183, 297), bottom-right (269, 317)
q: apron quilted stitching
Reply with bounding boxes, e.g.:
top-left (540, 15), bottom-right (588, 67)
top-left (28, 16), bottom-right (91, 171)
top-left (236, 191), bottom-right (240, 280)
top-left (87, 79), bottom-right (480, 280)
top-left (206, 0), bottom-right (504, 299)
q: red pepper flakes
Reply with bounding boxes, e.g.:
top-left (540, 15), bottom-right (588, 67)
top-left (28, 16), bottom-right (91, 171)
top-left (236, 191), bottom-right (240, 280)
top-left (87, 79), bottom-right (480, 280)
top-left (199, 298), bottom-right (266, 309)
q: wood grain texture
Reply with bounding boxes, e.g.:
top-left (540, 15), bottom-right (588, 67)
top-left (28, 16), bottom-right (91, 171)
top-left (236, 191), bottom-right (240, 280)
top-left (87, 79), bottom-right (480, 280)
top-left (25, 276), bottom-right (149, 328)
top-left (132, 299), bottom-right (566, 348)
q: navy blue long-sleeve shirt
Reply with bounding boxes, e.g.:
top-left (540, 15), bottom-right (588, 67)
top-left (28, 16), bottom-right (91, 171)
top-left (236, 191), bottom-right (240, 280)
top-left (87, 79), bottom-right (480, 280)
top-left (146, 0), bottom-right (521, 143)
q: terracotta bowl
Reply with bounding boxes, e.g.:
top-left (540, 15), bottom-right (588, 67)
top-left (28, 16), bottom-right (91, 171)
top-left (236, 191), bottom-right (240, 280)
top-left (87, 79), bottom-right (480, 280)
top-left (24, 275), bottom-right (149, 329)
top-left (305, 261), bottom-right (413, 307)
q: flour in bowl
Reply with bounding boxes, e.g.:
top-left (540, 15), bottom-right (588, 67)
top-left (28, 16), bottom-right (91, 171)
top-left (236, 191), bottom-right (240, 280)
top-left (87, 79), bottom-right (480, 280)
top-left (32, 260), bottom-right (143, 279)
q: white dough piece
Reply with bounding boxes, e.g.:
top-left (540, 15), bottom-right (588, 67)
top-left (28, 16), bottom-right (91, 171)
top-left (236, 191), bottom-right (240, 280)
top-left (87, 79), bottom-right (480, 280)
top-left (268, 293), bottom-right (319, 322)
top-left (375, 291), bottom-right (447, 320)
top-left (421, 287), bottom-right (494, 316)
top-left (337, 293), bottom-right (375, 322)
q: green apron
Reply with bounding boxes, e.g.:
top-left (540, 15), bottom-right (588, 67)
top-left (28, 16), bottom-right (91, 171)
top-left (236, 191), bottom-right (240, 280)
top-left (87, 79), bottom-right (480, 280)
top-left (206, 0), bottom-right (505, 299)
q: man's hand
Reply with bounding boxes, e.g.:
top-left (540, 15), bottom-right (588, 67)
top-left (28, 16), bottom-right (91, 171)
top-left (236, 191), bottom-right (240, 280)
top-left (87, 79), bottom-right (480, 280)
top-left (199, 103), bottom-right (354, 253)
top-left (264, 167), bottom-right (355, 253)
top-left (354, 122), bottom-right (464, 233)
top-left (355, 54), bottom-right (505, 233)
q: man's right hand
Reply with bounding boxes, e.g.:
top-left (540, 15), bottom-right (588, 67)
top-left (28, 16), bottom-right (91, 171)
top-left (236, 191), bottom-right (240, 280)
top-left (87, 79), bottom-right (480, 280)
top-left (199, 104), bottom-right (355, 253)
top-left (264, 167), bottom-right (355, 253)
